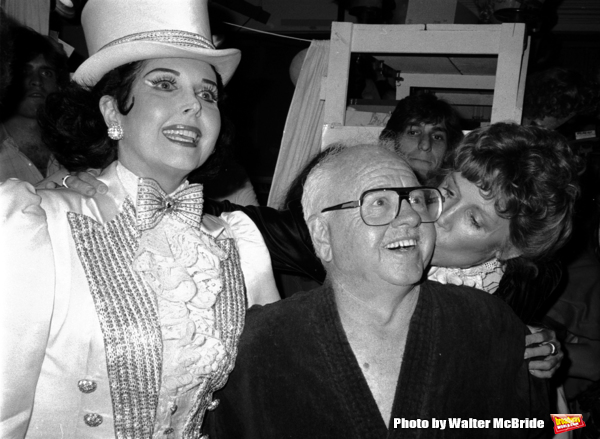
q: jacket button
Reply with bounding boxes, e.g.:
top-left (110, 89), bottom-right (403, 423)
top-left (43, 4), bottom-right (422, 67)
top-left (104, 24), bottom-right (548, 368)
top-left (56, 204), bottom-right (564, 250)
top-left (78, 379), bottom-right (97, 393)
top-left (83, 413), bottom-right (103, 427)
top-left (164, 427), bottom-right (174, 434)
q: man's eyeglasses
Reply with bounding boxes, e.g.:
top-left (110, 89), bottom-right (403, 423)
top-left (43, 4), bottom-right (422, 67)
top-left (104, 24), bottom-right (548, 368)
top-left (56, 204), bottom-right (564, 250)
top-left (321, 187), bottom-right (444, 226)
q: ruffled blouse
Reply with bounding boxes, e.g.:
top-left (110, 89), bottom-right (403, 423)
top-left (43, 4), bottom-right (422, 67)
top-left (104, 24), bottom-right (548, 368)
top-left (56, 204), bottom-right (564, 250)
top-left (427, 259), bottom-right (504, 294)
top-left (117, 163), bottom-right (230, 438)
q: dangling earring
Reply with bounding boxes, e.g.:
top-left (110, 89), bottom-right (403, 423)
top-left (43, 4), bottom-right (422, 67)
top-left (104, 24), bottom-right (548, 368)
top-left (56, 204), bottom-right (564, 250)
top-left (107, 123), bottom-right (124, 140)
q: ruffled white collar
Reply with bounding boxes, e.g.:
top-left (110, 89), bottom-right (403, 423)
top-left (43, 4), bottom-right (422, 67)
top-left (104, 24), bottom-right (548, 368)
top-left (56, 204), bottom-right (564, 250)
top-left (428, 259), bottom-right (504, 293)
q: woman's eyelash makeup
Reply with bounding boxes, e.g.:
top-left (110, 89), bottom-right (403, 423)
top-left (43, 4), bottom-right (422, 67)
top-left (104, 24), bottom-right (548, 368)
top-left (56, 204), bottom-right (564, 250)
top-left (149, 76), bottom-right (176, 86)
top-left (146, 77), bottom-right (218, 101)
top-left (199, 85), bottom-right (219, 101)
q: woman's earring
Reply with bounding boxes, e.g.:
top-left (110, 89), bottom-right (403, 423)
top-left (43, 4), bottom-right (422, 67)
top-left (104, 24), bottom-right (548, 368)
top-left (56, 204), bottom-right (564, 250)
top-left (107, 124), bottom-right (124, 140)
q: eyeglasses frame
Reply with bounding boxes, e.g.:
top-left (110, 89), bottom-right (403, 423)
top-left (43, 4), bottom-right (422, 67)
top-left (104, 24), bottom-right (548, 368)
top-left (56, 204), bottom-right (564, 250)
top-left (320, 186), bottom-right (445, 226)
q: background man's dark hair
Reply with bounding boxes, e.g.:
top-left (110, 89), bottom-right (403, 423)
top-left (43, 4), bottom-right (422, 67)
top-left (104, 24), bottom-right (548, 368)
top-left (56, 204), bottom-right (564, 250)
top-left (379, 94), bottom-right (463, 152)
top-left (1, 25), bottom-right (70, 119)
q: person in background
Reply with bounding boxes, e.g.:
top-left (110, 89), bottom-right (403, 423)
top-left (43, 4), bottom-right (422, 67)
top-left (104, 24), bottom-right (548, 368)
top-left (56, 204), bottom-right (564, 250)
top-left (206, 144), bottom-right (550, 439)
top-left (378, 93), bottom-right (463, 183)
top-left (0, 24), bottom-right (69, 184)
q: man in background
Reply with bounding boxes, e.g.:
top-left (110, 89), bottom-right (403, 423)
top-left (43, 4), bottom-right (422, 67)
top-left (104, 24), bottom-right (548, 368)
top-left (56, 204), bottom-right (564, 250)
top-left (0, 24), bottom-right (69, 184)
top-left (379, 93), bottom-right (463, 183)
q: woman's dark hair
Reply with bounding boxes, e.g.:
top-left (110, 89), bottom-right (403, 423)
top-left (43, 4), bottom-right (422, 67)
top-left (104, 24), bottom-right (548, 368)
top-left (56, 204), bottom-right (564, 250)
top-left (40, 61), bottom-right (232, 176)
top-left (448, 122), bottom-right (582, 261)
top-left (40, 61), bottom-right (143, 171)
top-left (379, 93), bottom-right (464, 152)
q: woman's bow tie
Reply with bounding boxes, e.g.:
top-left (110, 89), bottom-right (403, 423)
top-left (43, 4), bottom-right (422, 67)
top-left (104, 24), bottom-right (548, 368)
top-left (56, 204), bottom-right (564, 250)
top-left (136, 178), bottom-right (204, 231)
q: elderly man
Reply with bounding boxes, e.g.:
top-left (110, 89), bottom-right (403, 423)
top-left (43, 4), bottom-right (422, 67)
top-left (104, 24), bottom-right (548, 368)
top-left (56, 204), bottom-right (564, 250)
top-left (204, 144), bottom-right (549, 439)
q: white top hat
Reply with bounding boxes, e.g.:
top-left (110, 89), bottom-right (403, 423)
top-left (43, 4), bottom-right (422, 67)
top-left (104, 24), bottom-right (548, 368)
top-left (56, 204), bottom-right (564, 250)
top-left (73, 0), bottom-right (241, 86)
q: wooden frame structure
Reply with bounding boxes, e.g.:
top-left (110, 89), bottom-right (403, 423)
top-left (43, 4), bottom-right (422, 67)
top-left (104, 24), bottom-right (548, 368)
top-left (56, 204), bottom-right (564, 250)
top-left (321, 22), bottom-right (530, 146)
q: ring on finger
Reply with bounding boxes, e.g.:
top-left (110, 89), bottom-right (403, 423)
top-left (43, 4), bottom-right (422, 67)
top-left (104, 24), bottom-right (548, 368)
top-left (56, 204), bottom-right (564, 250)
top-left (61, 173), bottom-right (73, 188)
top-left (542, 341), bottom-right (557, 356)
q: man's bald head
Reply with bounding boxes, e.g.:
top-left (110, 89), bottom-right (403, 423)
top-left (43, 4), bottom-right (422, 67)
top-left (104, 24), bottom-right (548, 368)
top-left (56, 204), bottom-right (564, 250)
top-left (301, 143), bottom-right (412, 221)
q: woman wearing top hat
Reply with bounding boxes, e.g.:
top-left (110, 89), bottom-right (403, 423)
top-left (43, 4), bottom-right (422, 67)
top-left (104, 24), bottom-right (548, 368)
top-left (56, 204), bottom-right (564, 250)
top-left (0, 0), bottom-right (279, 437)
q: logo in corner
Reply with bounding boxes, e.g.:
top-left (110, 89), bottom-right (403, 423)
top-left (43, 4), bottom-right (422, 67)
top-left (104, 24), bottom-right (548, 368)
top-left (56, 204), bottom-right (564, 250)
top-left (551, 414), bottom-right (586, 435)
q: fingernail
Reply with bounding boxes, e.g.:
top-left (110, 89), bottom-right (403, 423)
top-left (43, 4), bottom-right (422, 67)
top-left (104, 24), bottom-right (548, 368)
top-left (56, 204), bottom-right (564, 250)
top-left (86, 189), bottom-right (94, 196)
top-left (99, 185), bottom-right (108, 194)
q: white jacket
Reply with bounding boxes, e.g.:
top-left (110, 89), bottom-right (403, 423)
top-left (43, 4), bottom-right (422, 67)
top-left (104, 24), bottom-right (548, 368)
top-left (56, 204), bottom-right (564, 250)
top-left (0, 161), bottom-right (279, 438)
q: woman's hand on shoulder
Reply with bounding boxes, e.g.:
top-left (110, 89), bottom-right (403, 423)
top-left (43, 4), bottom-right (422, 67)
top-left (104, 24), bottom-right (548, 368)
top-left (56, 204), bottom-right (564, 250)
top-left (0, 178), bottom-right (43, 213)
top-left (524, 326), bottom-right (564, 378)
top-left (39, 168), bottom-right (107, 197)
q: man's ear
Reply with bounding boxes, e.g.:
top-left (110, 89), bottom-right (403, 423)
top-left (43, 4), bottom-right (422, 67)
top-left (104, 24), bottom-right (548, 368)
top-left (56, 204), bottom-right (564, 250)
top-left (495, 241), bottom-right (521, 261)
top-left (99, 95), bottom-right (122, 128)
top-left (307, 215), bottom-right (332, 263)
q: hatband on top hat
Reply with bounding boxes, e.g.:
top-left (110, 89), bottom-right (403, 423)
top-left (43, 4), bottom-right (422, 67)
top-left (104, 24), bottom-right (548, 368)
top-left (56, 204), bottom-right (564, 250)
top-left (73, 0), bottom-right (241, 86)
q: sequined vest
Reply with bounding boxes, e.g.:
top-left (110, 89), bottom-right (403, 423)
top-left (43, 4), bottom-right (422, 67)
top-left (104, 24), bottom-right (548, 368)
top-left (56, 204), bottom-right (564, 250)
top-left (68, 198), bottom-right (246, 439)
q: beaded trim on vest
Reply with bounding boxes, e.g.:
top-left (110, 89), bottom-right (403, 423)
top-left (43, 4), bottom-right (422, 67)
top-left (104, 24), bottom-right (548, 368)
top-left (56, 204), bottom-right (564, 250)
top-left (69, 199), bottom-right (162, 438)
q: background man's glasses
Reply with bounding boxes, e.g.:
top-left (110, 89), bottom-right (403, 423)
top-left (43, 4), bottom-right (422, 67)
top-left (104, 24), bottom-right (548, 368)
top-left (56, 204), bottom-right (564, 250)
top-left (321, 187), bottom-right (444, 226)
